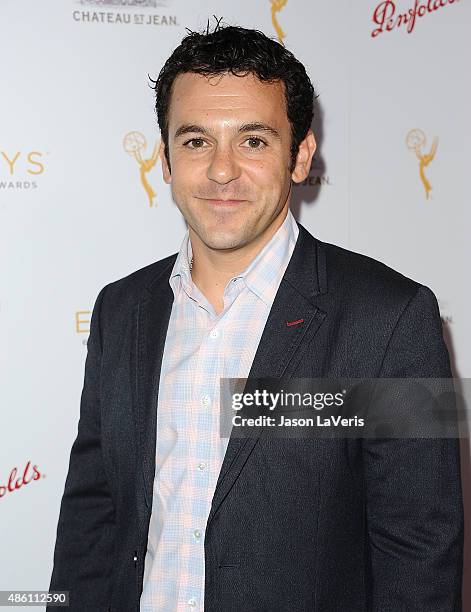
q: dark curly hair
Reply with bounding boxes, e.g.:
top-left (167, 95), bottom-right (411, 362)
top-left (151, 17), bottom-right (315, 174)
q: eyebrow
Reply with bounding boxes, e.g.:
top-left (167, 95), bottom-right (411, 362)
top-left (174, 122), bottom-right (281, 140)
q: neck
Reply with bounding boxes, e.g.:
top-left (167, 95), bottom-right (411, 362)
top-left (189, 207), bottom-right (289, 314)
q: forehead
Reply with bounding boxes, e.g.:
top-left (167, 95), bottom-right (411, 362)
top-left (167, 71), bottom-right (287, 127)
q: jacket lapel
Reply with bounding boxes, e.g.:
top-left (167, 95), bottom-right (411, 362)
top-left (135, 224), bottom-right (329, 518)
top-left (207, 224), bottom-right (328, 525)
top-left (135, 259), bottom-right (175, 509)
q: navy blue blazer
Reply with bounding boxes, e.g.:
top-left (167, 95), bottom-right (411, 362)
top-left (48, 223), bottom-right (463, 611)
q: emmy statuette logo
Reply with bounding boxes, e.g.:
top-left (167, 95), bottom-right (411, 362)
top-left (123, 131), bottom-right (160, 207)
top-left (270, 0), bottom-right (287, 43)
top-left (406, 129), bottom-right (438, 200)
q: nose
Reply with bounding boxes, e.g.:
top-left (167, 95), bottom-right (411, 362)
top-left (206, 143), bottom-right (241, 184)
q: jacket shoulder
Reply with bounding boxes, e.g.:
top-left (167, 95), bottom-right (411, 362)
top-left (313, 238), bottom-right (447, 376)
top-left (319, 238), bottom-right (423, 304)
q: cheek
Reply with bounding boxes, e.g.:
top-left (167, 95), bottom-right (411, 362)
top-left (172, 162), bottom-right (224, 192)
top-left (245, 155), bottom-right (286, 182)
top-left (171, 167), bottom-right (199, 197)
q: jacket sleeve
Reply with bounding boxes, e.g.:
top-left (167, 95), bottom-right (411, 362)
top-left (364, 285), bottom-right (464, 611)
top-left (47, 285), bottom-right (116, 612)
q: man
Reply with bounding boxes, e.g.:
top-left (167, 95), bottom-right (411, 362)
top-left (48, 22), bottom-right (463, 612)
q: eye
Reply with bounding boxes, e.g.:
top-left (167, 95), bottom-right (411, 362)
top-left (243, 137), bottom-right (267, 149)
top-left (182, 138), bottom-right (207, 148)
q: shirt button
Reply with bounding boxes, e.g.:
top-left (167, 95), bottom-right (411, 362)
top-left (193, 529), bottom-right (202, 541)
top-left (197, 461), bottom-right (207, 472)
top-left (209, 328), bottom-right (219, 339)
top-left (201, 395), bottom-right (211, 407)
top-left (187, 597), bottom-right (197, 607)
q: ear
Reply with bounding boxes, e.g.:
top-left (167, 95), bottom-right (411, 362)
top-left (159, 140), bottom-right (171, 183)
top-left (291, 129), bottom-right (317, 183)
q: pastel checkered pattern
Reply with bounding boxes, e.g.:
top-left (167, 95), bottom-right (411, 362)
top-left (140, 210), bottom-right (299, 611)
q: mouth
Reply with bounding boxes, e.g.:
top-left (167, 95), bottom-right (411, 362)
top-left (203, 198), bottom-right (247, 206)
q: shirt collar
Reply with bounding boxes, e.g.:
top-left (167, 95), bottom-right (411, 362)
top-left (237, 209), bottom-right (298, 305)
top-left (169, 209), bottom-right (299, 306)
top-left (169, 232), bottom-right (194, 298)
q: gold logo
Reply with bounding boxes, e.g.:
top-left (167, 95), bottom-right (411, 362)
top-left (406, 129), bottom-right (438, 200)
top-left (75, 311), bottom-right (91, 334)
top-left (0, 151), bottom-right (45, 175)
top-left (270, 0), bottom-right (287, 43)
top-left (123, 131), bottom-right (160, 206)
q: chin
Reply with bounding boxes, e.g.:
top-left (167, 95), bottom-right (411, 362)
top-left (201, 230), bottom-right (249, 251)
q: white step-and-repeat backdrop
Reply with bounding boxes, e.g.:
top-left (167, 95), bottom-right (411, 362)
top-left (1, 0), bottom-right (469, 609)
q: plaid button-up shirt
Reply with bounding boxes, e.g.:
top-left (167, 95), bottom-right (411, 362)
top-left (140, 209), bottom-right (299, 611)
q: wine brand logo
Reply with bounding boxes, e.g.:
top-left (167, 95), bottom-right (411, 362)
top-left (72, 0), bottom-right (178, 25)
top-left (123, 131), bottom-right (161, 206)
top-left (77, 0), bottom-right (168, 6)
top-left (270, 0), bottom-right (287, 42)
top-left (371, 0), bottom-right (460, 37)
top-left (406, 129), bottom-right (438, 200)
top-left (0, 461), bottom-right (43, 499)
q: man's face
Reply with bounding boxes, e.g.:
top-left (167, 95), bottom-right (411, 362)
top-left (160, 71), bottom-right (315, 253)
